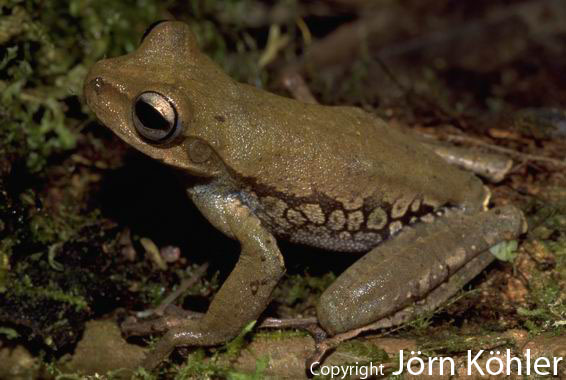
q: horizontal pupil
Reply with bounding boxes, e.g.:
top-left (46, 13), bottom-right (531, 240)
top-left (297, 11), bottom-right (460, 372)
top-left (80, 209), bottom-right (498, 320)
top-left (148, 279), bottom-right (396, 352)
top-left (135, 100), bottom-right (170, 132)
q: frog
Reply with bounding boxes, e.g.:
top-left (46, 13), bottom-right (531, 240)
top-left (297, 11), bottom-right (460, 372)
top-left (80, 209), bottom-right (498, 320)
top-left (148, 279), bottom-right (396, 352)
top-left (83, 20), bottom-right (526, 370)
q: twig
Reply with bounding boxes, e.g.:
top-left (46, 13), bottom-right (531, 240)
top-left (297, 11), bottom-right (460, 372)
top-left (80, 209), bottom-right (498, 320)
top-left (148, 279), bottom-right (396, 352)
top-left (134, 263), bottom-right (209, 318)
top-left (154, 263), bottom-right (209, 316)
top-left (445, 134), bottom-right (566, 168)
top-left (280, 71), bottom-right (318, 104)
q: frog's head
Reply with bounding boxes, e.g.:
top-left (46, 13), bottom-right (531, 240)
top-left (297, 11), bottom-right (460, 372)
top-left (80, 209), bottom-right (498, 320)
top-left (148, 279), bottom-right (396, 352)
top-left (84, 21), bottom-right (238, 177)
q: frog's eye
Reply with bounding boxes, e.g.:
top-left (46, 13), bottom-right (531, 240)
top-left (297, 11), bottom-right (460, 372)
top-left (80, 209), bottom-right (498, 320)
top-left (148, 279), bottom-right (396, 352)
top-left (132, 91), bottom-right (181, 144)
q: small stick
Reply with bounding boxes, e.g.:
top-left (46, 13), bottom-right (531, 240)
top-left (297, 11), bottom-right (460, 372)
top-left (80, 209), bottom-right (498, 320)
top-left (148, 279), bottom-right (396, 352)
top-left (445, 134), bottom-right (566, 168)
top-left (134, 263), bottom-right (209, 319)
top-left (153, 263), bottom-right (209, 316)
top-left (280, 70), bottom-right (318, 104)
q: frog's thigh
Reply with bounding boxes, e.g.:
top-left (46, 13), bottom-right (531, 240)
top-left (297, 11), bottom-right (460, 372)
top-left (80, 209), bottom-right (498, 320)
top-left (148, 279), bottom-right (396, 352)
top-left (317, 206), bottom-right (524, 335)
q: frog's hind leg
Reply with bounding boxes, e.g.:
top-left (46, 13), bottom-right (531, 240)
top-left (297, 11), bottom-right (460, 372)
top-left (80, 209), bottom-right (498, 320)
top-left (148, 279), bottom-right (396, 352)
top-left (370, 248), bottom-right (496, 330)
top-left (316, 206), bottom-right (525, 336)
top-left (307, 249), bottom-right (496, 373)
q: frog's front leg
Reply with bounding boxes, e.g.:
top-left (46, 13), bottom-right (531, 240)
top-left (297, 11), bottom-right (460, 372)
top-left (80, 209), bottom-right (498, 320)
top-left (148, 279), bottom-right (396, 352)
top-left (140, 181), bottom-right (285, 369)
top-left (317, 206), bottom-right (525, 335)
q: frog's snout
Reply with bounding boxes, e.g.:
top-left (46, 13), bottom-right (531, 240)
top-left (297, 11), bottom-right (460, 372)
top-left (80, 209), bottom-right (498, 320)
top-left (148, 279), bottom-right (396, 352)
top-left (84, 70), bottom-right (118, 106)
top-left (84, 58), bottom-right (128, 106)
top-left (83, 64), bottom-right (131, 121)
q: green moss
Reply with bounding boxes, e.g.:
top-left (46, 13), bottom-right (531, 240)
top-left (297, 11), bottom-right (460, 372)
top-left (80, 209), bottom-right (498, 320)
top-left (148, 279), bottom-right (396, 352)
top-left (517, 200), bottom-right (566, 334)
top-left (255, 329), bottom-right (310, 340)
top-left (417, 333), bottom-right (513, 356)
top-left (0, 0), bottom-right (188, 344)
top-left (224, 320), bottom-right (256, 359)
top-left (10, 273), bottom-right (88, 312)
top-left (173, 348), bottom-right (268, 380)
top-left (337, 341), bottom-right (390, 363)
top-left (0, 0), bottom-right (173, 173)
top-left (519, 272), bottom-right (566, 334)
top-left (276, 272), bottom-right (336, 307)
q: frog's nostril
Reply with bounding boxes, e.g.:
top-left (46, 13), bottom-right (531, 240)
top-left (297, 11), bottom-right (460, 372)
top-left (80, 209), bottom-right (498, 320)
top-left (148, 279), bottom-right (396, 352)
top-left (85, 76), bottom-right (106, 97)
top-left (93, 77), bottom-right (105, 95)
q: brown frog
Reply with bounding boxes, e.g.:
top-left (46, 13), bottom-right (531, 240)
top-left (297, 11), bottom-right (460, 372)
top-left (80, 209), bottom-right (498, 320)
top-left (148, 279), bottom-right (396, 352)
top-left (83, 21), bottom-right (525, 369)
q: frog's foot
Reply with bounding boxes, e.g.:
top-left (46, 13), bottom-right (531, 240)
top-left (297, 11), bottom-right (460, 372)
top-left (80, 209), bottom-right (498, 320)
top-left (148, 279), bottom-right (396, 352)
top-left (258, 317), bottom-right (329, 378)
top-left (135, 316), bottom-right (325, 371)
top-left (316, 205), bottom-right (526, 337)
top-left (140, 319), bottom-right (238, 370)
top-left (260, 317), bottom-right (327, 343)
top-left (121, 306), bottom-right (202, 337)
